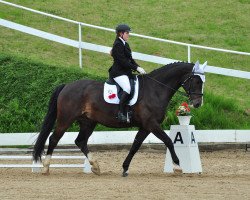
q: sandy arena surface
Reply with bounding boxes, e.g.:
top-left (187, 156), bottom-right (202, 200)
top-left (0, 149), bottom-right (249, 200)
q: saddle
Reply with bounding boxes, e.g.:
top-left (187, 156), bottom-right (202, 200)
top-left (106, 75), bottom-right (136, 101)
top-left (103, 75), bottom-right (139, 106)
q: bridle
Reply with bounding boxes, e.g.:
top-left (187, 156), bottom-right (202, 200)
top-left (181, 72), bottom-right (204, 98)
top-left (144, 71), bottom-right (204, 99)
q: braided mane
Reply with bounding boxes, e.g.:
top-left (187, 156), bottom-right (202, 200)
top-left (148, 62), bottom-right (193, 77)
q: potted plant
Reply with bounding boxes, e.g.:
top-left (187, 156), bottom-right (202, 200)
top-left (176, 102), bottom-right (192, 125)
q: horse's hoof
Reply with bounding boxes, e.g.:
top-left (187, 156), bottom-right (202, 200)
top-left (42, 167), bottom-right (50, 175)
top-left (122, 172), bottom-right (128, 177)
top-left (173, 164), bottom-right (183, 174)
top-left (90, 160), bottom-right (101, 176)
top-left (91, 167), bottom-right (101, 176)
top-left (122, 170), bottom-right (129, 177)
top-left (42, 170), bottom-right (50, 175)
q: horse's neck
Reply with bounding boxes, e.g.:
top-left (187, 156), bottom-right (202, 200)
top-left (154, 68), bottom-right (186, 90)
top-left (149, 66), bottom-right (191, 105)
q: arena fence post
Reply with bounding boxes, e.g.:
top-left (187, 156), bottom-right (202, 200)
top-left (79, 22), bottom-right (83, 68)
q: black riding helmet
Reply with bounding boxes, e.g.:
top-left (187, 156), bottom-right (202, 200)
top-left (115, 24), bottom-right (131, 33)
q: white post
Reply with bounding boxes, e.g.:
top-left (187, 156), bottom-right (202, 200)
top-left (78, 23), bottom-right (82, 68)
top-left (188, 45), bottom-right (191, 63)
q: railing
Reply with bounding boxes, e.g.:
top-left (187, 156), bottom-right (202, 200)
top-left (0, 155), bottom-right (91, 173)
top-left (0, 131), bottom-right (249, 146)
top-left (0, 0), bottom-right (250, 79)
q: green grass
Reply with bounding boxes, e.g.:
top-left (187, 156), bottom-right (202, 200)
top-left (0, 0), bottom-right (249, 111)
top-left (0, 54), bottom-right (249, 133)
top-left (0, 54), bottom-right (104, 132)
top-left (190, 92), bottom-right (250, 129)
top-left (0, 0), bottom-right (249, 132)
top-left (0, 145), bottom-right (32, 148)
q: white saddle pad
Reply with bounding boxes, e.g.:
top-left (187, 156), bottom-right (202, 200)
top-left (103, 76), bottom-right (139, 106)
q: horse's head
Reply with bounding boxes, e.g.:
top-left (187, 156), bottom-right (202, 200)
top-left (182, 61), bottom-right (207, 108)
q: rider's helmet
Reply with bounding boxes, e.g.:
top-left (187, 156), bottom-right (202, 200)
top-left (115, 24), bottom-right (131, 33)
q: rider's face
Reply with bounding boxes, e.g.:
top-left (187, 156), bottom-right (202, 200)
top-left (122, 31), bottom-right (130, 41)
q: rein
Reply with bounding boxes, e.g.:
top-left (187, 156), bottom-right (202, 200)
top-left (143, 72), bottom-right (204, 98)
top-left (143, 74), bottom-right (188, 97)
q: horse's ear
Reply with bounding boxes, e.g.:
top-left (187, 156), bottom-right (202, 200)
top-left (194, 61), bottom-right (206, 82)
top-left (201, 61), bottom-right (207, 71)
top-left (193, 60), bottom-right (200, 72)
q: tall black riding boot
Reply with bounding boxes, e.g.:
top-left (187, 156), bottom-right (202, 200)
top-left (117, 91), bottom-right (130, 122)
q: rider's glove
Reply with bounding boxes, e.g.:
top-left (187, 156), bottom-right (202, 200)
top-left (137, 66), bottom-right (146, 74)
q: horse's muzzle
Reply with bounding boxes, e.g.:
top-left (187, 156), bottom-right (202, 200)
top-left (193, 102), bottom-right (201, 108)
top-left (190, 98), bottom-right (203, 108)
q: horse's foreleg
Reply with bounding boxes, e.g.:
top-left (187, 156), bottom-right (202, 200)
top-left (75, 119), bottom-right (99, 175)
top-left (151, 125), bottom-right (182, 174)
top-left (122, 128), bottom-right (150, 177)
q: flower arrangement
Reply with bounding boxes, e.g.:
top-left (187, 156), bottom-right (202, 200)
top-left (176, 102), bottom-right (191, 116)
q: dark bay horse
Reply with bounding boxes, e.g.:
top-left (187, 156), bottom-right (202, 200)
top-left (33, 61), bottom-right (206, 176)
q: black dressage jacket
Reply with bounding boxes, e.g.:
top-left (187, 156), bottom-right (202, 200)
top-left (109, 37), bottom-right (138, 78)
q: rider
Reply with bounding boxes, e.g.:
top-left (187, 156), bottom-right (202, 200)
top-left (109, 24), bottom-right (146, 122)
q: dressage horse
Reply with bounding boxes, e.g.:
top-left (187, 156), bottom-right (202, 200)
top-left (33, 61), bottom-right (206, 177)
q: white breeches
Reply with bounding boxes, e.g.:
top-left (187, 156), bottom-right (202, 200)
top-left (114, 75), bottom-right (131, 94)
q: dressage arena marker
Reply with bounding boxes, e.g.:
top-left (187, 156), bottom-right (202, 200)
top-left (164, 125), bottom-right (202, 173)
top-left (0, 155), bottom-right (92, 173)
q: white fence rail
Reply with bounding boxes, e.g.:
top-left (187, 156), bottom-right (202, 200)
top-left (0, 130), bottom-right (249, 171)
top-left (1, 0), bottom-right (250, 79)
top-left (0, 130), bottom-right (250, 146)
top-left (1, 19), bottom-right (250, 79)
top-left (0, 155), bottom-right (90, 172)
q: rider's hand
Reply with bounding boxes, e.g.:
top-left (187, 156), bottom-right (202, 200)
top-left (137, 66), bottom-right (146, 74)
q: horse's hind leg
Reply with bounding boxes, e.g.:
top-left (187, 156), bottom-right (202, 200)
top-left (122, 128), bottom-right (150, 177)
top-left (42, 121), bottom-right (71, 174)
top-left (75, 118), bottom-right (99, 175)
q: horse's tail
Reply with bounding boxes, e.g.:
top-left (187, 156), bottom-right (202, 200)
top-left (33, 84), bottom-right (66, 162)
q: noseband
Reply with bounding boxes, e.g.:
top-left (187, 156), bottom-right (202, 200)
top-left (182, 72), bottom-right (204, 99)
